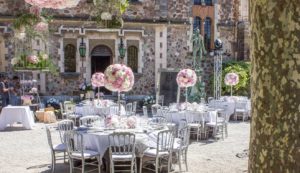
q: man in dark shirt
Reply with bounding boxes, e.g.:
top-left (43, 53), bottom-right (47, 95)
top-left (0, 76), bottom-right (11, 107)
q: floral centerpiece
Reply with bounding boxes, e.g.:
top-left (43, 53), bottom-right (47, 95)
top-left (176, 69), bottom-right (197, 88)
top-left (91, 72), bottom-right (105, 100)
top-left (224, 72), bottom-right (239, 96)
top-left (126, 116), bottom-right (137, 129)
top-left (12, 52), bottom-right (57, 74)
top-left (104, 64), bottom-right (134, 116)
top-left (176, 69), bottom-right (197, 105)
top-left (105, 115), bottom-right (120, 128)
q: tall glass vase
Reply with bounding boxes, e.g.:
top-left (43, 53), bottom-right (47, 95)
top-left (185, 87), bottom-right (188, 110)
top-left (118, 91), bottom-right (121, 116)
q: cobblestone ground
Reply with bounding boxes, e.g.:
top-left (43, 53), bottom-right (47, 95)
top-left (0, 122), bottom-right (249, 173)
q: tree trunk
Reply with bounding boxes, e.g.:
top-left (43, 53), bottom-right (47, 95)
top-left (249, 0), bottom-right (300, 172)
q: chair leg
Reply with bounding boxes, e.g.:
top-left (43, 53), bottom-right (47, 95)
top-left (97, 156), bottom-right (101, 173)
top-left (178, 152), bottom-right (182, 172)
top-left (168, 155), bottom-right (172, 173)
top-left (82, 159), bottom-right (85, 173)
top-left (63, 152), bottom-right (66, 163)
top-left (69, 158), bottom-right (73, 173)
top-left (139, 156), bottom-right (143, 173)
top-left (184, 150), bottom-right (188, 171)
top-left (155, 158), bottom-right (159, 173)
top-left (51, 153), bottom-right (55, 173)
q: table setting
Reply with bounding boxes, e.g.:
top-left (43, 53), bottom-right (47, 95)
top-left (74, 115), bottom-right (170, 159)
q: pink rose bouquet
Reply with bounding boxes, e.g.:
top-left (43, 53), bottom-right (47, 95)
top-left (104, 64), bottom-right (134, 92)
top-left (176, 69), bottom-right (197, 88)
top-left (105, 115), bottom-right (119, 128)
top-left (224, 73), bottom-right (239, 86)
top-left (34, 22), bottom-right (48, 32)
top-left (27, 55), bottom-right (39, 64)
top-left (91, 72), bottom-right (105, 87)
top-left (126, 116), bottom-right (137, 129)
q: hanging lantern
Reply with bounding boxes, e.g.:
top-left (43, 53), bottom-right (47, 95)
top-left (118, 38), bottom-right (126, 59)
top-left (79, 38), bottom-right (86, 58)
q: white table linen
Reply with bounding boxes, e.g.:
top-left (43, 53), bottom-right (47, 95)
top-left (75, 105), bottom-right (126, 116)
top-left (166, 110), bottom-right (217, 124)
top-left (81, 129), bottom-right (161, 159)
top-left (0, 106), bottom-right (35, 130)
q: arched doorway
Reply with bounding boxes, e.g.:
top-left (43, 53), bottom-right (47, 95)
top-left (91, 45), bottom-right (112, 74)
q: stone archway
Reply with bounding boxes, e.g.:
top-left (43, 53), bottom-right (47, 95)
top-left (91, 45), bottom-right (113, 74)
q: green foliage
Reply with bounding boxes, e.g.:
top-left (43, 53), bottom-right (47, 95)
top-left (13, 13), bottom-right (39, 30)
top-left (13, 52), bottom-right (58, 76)
top-left (222, 61), bottom-right (251, 96)
top-left (92, 0), bottom-right (128, 28)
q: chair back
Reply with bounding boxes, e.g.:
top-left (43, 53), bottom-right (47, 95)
top-left (151, 104), bottom-right (161, 116)
top-left (178, 126), bottom-right (190, 148)
top-left (209, 111), bottom-right (218, 124)
top-left (235, 101), bottom-right (247, 110)
top-left (65, 131), bottom-right (84, 157)
top-left (58, 120), bottom-right (74, 144)
top-left (45, 126), bottom-right (54, 149)
top-left (109, 105), bottom-right (119, 115)
top-left (150, 116), bottom-right (167, 124)
top-left (79, 115), bottom-right (101, 127)
top-left (64, 103), bottom-right (75, 113)
top-left (178, 119), bottom-right (187, 131)
top-left (158, 95), bottom-right (164, 106)
top-left (142, 106), bottom-right (148, 117)
top-left (60, 103), bottom-right (64, 112)
top-left (108, 132), bottom-right (136, 156)
top-left (132, 101), bottom-right (137, 115)
top-left (125, 103), bottom-right (133, 116)
top-left (156, 130), bottom-right (174, 154)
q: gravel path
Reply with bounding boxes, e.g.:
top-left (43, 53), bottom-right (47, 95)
top-left (0, 122), bottom-right (249, 173)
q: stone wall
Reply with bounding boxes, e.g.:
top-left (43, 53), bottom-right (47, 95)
top-left (216, 0), bottom-right (250, 60)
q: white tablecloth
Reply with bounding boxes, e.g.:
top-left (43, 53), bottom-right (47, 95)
top-left (81, 129), bottom-right (162, 159)
top-left (209, 100), bottom-right (251, 117)
top-left (166, 110), bottom-right (217, 124)
top-left (75, 105), bottom-right (126, 116)
top-left (0, 106), bottom-right (35, 130)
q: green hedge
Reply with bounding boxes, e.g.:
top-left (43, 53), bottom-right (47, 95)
top-left (210, 61), bottom-right (251, 97)
top-left (222, 61), bottom-right (251, 96)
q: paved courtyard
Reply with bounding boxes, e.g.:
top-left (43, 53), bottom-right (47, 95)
top-left (0, 122), bottom-right (250, 173)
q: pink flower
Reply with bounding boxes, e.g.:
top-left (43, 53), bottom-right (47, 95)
top-left (27, 55), bottom-right (39, 64)
top-left (91, 72), bottom-right (105, 87)
top-left (104, 64), bottom-right (134, 92)
top-left (176, 69), bottom-right (197, 88)
top-left (34, 22), bottom-right (48, 32)
top-left (224, 73), bottom-right (239, 86)
top-left (29, 6), bottom-right (41, 16)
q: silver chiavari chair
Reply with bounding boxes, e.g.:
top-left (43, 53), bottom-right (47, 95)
top-left (79, 115), bottom-right (101, 127)
top-left (142, 106), bottom-right (148, 117)
top-left (141, 130), bottom-right (175, 173)
top-left (126, 103), bottom-right (133, 116)
top-left (173, 126), bottom-right (190, 172)
top-left (132, 101), bottom-right (137, 116)
top-left (65, 131), bottom-right (101, 173)
top-left (57, 120), bottom-right (74, 144)
top-left (46, 126), bottom-right (67, 173)
top-left (108, 132), bottom-right (137, 173)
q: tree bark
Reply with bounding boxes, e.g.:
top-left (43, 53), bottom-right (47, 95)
top-left (249, 0), bottom-right (300, 172)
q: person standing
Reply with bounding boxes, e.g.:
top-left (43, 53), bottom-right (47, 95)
top-left (9, 76), bottom-right (20, 106)
top-left (0, 76), bottom-right (11, 107)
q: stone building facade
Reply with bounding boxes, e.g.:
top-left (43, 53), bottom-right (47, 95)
top-left (0, 0), bottom-right (249, 97)
top-left (0, 0), bottom-right (193, 96)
